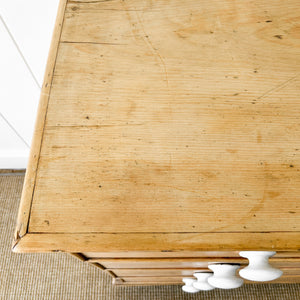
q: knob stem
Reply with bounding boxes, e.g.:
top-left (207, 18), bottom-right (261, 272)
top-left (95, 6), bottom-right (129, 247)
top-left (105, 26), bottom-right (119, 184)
top-left (182, 278), bottom-right (199, 293)
top-left (193, 272), bottom-right (215, 291)
top-left (208, 264), bottom-right (243, 289)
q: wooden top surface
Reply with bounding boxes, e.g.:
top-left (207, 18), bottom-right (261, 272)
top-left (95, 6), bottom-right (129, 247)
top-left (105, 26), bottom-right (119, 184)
top-left (14, 0), bottom-right (300, 253)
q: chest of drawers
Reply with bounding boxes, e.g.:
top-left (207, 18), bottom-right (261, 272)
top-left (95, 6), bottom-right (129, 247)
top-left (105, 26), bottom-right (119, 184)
top-left (13, 0), bottom-right (300, 289)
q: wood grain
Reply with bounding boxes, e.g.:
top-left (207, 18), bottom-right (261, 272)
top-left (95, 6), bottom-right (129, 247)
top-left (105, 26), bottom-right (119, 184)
top-left (117, 274), bottom-right (300, 284)
top-left (109, 268), bottom-right (300, 277)
top-left (111, 268), bottom-right (212, 277)
top-left (88, 257), bottom-right (300, 269)
top-left (14, 0), bottom-right (300, 257)
top-left (12, 232), bottom-right (300, 253)
top-left (13, 0), bottom-right (68, 246)
top-left (82, 251), bottom-right (300, 258)
top-left (27, 125), bottom-right (300, 233)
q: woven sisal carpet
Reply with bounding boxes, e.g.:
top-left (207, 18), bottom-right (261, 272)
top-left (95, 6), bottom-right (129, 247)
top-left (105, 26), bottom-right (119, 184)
top-left (0, 174), bottom-right (299, 299)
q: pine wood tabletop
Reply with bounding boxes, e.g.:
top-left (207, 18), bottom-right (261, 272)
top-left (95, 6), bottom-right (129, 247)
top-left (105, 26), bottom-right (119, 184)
top-left (13, 0), bottom-right (300, 253)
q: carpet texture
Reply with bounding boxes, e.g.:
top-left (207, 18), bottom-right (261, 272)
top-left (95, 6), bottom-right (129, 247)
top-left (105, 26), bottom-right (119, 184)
top-left (0, 174), bottom-right (299, 299)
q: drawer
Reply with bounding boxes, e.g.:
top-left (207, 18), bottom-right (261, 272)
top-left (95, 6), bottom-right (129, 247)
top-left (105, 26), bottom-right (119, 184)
top-left (110, 268), bottom-right (209, 277)
top-left (89, 257), bottom-right (300, 269)
top-left (120, 276), bottom-right (184, 284)
top-left (83, 251), bottom-right (300, 259)
top-left (110, 267), bottom-right (300, 278)
top-left (114, 273), bottom-right (300, 286)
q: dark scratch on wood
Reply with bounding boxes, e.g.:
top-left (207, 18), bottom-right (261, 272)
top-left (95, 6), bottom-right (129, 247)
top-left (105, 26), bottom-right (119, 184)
top-left (255, 74), bottom-right (298, 101)
top-left (68, 0), bottom-right (116, 4)
top-left (135, 13), bottom-right (170, 89)
top-left (60, 41), bottom-right (126, 45)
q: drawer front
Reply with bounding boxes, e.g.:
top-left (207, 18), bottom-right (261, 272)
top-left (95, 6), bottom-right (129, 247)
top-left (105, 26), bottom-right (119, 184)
top-left (115, 273), bottom-right (300, 285)
top-left (111, 268), bottom-right (209, 277)
top-left (110, 267), bottom-right (300, 278)
top-left (121, 276), bottom-right (184, 284)
top-left (94, 258), bottom-right (244, 269)
top-left (83, 251), bottom-right (300, 259)
top-left (90, 257), bottom-right (300, 269)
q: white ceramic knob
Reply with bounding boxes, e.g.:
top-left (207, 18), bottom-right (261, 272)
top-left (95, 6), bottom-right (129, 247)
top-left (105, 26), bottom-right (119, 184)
top-left (239, 251), bottom-right (283, 282)
top-left (182, 278), bottom-right (199, 293)
top-left (193, 272), bottom-right (215, 291)
top-left (208, 264), bottom-right (244, 289)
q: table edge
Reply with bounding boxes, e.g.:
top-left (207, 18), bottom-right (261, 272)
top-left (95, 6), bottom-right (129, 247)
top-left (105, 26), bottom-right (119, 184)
top-left (13, 0), bottom-right (68, 248)
top-left (12, 232), bottom-right (300, 253)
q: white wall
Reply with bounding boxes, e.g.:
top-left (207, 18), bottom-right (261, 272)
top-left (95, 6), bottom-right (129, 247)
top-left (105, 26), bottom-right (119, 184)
top-left (0, 0), bottom-right (59, 169)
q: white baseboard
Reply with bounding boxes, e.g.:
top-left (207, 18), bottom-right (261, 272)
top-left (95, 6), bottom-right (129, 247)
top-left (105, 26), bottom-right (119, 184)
top-left (0, 150), bottom-right (29, 169)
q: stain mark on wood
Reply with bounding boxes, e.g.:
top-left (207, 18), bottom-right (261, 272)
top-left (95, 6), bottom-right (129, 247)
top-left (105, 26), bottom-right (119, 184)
top-left (274, 34), bottom-right (283, 39)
